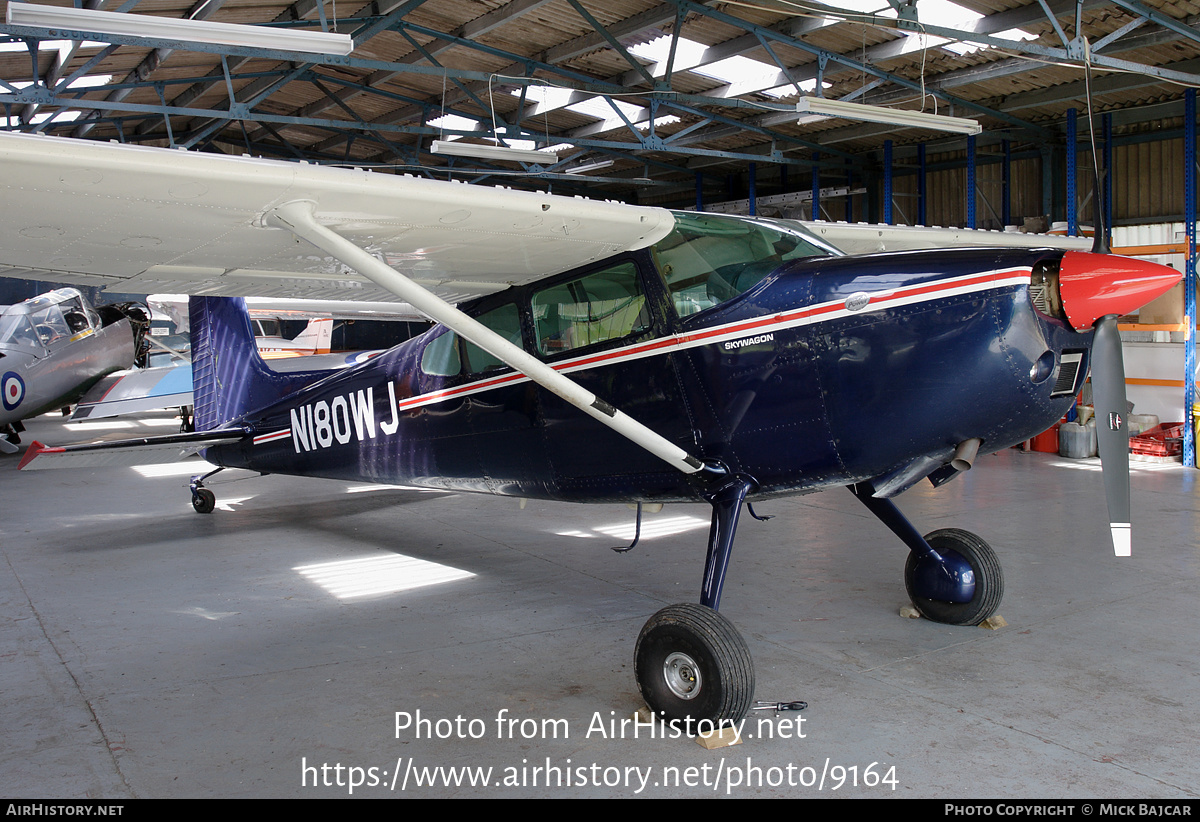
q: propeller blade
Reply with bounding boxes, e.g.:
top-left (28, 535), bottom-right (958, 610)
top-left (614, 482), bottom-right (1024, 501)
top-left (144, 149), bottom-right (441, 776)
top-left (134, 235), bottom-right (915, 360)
top-left (1090, 315), bottom-right (1131, 556)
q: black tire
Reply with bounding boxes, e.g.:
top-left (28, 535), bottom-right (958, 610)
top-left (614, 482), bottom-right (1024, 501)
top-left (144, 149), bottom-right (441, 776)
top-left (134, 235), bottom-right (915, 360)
top-left (635, 603), bottom-right (754, 725)
top-left (904, 528), bottom-right (1003, 626)
top-left (192, 488), bottom-right (216, 514)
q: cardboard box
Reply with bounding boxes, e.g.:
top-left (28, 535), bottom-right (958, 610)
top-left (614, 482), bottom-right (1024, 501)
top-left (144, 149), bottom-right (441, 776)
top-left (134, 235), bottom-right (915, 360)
top-left (1138, 281), bottom-right (1184, 325)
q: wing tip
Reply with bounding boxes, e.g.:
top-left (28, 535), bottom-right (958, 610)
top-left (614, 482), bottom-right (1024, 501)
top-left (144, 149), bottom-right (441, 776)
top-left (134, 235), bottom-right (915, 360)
top-left (18, 440), bottom-right (63, 470)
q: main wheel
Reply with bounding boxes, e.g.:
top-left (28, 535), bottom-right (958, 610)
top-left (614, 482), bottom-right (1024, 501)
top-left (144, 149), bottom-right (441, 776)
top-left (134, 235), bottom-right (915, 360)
top-left (904, 528), bottom-right (1003, 625)
top-left (635, 603), bottom-right (754, 724)
top-left (192, 488), bottom-right (216, 514)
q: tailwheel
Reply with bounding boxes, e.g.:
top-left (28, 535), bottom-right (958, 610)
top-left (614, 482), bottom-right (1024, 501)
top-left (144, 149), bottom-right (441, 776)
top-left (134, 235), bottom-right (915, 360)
top-left (904, 528), bottom-right (1003, 626)
top-left (635, 603), bottom-right (754, 724)
top-left (191, 488), bottom-right (216, 514)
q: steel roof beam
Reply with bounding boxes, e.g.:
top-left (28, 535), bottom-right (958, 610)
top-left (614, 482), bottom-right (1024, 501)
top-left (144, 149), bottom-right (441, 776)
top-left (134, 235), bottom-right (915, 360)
top-left (73, 0), bottom-right (229, 138)
top-left (1106, 0), bottom-right (1200, 50)
top-left (675, 0), bottom-right (1049, 136)
top-left (238, 0), bottom-right (556, 146)
top-left (856, 13), bottom-right (1200, 112)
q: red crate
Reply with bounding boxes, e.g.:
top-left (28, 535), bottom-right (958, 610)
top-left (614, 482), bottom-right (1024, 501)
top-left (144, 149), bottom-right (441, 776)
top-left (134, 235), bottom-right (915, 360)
top-left (1129, 423), bottom-right (1184, 457)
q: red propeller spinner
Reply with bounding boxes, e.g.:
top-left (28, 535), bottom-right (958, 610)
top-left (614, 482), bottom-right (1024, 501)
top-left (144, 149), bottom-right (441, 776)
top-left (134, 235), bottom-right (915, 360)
top-left (1058, 251), bottom-right (1182, 331)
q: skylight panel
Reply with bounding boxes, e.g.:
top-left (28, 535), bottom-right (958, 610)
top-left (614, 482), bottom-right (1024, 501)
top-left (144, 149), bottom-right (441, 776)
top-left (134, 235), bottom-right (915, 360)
top-left (631, 35), bottom-right (784, 93)
top-left (826, 1), bottom-right (896, 17)
top-left (627, 36), bottom-right (709, 78)
top-left (632, 35), bottom-right (835, 102)
top-left (915, 0), bottom-right (1036, 56)
top-left (510, 84), bottom-right (577, 115)
top-left (563, 96), bottom-right (678, 132)
top-left (427, 113), bottom-right (480, 141)
top-left (763, 78), bottom-right (827, 100)
top-left (9, 75), bottom-right (114, 91)
top-left (0, 39), bottom-right (108, 53)
top-left (641, 115), bottom-right (681, 130)
top-left (817, 0), bottom-right (1034, 56)
top-left (691, 55), bottom-right (781, 95)
top-left (565, 96), bottom-right (647, 131)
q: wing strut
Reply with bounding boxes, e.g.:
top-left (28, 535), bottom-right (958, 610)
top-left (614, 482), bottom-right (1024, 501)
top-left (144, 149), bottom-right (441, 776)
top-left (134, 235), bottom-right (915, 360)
top-left (265, 200), bottom-right (714, 479)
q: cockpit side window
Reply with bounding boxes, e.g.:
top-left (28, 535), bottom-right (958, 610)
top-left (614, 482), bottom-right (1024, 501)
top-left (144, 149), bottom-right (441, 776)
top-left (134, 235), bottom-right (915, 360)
top-left (61, 295), bottom-right (91, 334)
top-left (652, 213), bottom-right (835, 318)
top-left (28, 302), bottom-right (70, 346)
top-left (531, 261), bottom-right (648, 356)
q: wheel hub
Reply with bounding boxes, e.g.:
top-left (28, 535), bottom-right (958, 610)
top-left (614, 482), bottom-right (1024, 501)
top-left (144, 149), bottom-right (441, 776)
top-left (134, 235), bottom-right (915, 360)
top-left (909, 548), bottom-right (976, 603)
top-left (663, 651), bottom-right (701, 700)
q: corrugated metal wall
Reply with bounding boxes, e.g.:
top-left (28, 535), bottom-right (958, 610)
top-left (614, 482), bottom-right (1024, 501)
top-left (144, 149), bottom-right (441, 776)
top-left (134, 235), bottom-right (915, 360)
top-left (876, 128), bottom-right (1187, 229)
top-left (1110, 137), bottom-right (1185, 223)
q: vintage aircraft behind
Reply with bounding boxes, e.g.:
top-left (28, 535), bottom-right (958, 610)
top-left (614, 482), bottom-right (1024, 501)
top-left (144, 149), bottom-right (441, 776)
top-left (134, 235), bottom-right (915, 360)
top-left (68, 297), bottom-right (415, 424)
top-left (2, 132), bottom-right (1180, 725)
top-left (0, 287), bottom-right (148, 452)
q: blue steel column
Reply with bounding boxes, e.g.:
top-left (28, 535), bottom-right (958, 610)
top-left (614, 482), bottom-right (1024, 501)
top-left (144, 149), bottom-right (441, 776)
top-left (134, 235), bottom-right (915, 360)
top-left (1067, 108), bottom-right (1078, 236)
top-left (1185, 90), bottom-right (1196, 468)
top-left (811, 151), bottom-right (820, 220)
top-left (695, 171), bottom-right (703, 212)
top-left (748, 162), bottom-right (757, 216)
top-left (1002, 139), bottom-right (1012, 227)
top-left (1103, 112), bottom-right (1113, 250)
top-left (966, 135), bottom-right (977, 229)
top-left (845, 159), bottom-right (854, 222)
top-left (884, 140), bottom-right (894, 225)
top-left (918, 143), bottom-right (927, 225)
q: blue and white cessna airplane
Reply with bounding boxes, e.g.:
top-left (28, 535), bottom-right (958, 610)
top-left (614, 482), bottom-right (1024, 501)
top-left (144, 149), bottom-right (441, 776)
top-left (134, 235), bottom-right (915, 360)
top-left (1, 132), bottom-right (1179, 725)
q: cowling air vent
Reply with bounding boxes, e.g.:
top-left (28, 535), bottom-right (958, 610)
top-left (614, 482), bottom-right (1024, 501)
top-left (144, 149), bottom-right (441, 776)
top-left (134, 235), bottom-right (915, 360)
top-left (1050, 350), bottom-right (1085, 397)
top-left (1029, 281), bottom-right (1052, 315)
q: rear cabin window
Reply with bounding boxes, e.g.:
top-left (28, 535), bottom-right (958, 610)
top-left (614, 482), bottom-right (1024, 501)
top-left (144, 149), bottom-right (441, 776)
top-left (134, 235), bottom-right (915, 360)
top-left (531, 261), bottom-right (649, 355)
top-left (652, 212), bottom-right (835, 318)
top-left (419, 303), bottom-right (523, 377)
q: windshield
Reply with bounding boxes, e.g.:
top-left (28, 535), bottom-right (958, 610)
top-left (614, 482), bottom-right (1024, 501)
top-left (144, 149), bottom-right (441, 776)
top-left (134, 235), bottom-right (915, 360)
top-left (0, 310), bottom-right (42, 352)
top-left (651, 212), bottom-right (839, 318)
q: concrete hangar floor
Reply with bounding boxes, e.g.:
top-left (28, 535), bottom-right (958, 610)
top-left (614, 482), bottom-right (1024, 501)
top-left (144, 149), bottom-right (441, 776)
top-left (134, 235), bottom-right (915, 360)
top-left (1, 409), bottom-right (1196, 799)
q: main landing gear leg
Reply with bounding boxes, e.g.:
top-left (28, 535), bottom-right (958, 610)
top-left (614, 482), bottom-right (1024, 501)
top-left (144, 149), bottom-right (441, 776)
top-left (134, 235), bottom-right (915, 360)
top-left (635, 477), bottom-right (756, 724)
top-left (850, 482), bottom-right (1003, 626)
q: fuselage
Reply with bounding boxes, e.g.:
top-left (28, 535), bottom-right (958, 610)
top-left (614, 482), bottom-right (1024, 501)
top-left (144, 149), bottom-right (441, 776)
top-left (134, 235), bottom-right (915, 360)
top-left (1, 289), bottom-right (137, 426)
top-left (206, 216), bottom-right (1089, 504)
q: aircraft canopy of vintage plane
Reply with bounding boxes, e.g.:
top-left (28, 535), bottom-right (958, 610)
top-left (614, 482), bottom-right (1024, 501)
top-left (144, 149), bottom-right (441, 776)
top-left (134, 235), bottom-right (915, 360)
top-left (0, 286), bottom-right (149, 451)
top-left (0, 131), bottom-right (1181, 725)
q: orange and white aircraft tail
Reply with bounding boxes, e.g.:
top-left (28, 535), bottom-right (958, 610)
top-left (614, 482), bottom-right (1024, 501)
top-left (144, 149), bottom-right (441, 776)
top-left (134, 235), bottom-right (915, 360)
top-left (256, 317), bottom-right (333, 358)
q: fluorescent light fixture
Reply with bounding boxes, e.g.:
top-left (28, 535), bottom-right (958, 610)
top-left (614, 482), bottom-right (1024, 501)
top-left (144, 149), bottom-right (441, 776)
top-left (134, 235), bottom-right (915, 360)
top-left (565, 159), bottom-right (614, 175)
top-left (6, 4), bottom-right (354, 56)
top-left (796, 96), bottom-right (982, 135)
top-left (431, 140), bottom-right (558, 164)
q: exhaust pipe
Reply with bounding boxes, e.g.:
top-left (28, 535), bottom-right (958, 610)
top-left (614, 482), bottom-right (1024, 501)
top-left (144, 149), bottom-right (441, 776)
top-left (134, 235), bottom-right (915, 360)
top-left (951, 438), bottom-right (982, 472)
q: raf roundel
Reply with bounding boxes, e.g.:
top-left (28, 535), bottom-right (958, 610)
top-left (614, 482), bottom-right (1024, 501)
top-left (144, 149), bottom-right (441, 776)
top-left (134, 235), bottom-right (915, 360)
top-left (2, 372), bottom-right (24, 412)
